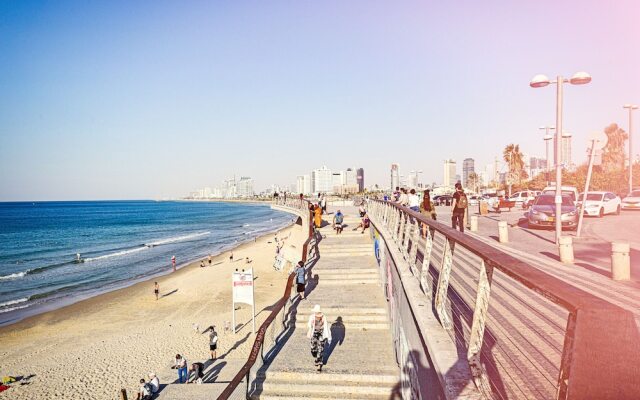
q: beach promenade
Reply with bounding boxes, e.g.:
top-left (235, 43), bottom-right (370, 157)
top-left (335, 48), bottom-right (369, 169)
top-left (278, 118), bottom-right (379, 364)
top-left (250, 206), bottom-right (401, 399)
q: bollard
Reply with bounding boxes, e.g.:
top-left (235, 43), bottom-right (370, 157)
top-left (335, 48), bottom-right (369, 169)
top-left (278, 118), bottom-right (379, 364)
top-left (470, 215), bottom-right (478, 232)
top-left (498, 221), bottom-right (508, 243)
top-left (611, 242), bottom-right (630, 281)
top-left (558, 236), bottom-right (574, 264)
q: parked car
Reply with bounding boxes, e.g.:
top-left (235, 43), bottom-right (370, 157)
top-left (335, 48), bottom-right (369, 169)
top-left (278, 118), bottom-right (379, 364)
top-left (577, 191), bottom-right (621, 217)
top-left (542, 185), bottom-right (579, 205)
top-left (621, 190), bottom-right (640, 210)
top-left (468, 195), bottom-right (482, 206)
top-left (434, 195), bottom-right (453, 206)
top-left (527, 194), bottom-right (578, 229)
top-left (522, 191), bottom-right (542, 210)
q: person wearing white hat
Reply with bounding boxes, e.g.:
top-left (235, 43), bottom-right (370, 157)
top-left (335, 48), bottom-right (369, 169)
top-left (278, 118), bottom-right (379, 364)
top-left (307, 304), bottom-right (332, 372)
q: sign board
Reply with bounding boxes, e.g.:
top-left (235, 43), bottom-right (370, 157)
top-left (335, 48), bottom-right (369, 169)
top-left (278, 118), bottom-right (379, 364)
top-left (232, 268), bottom-right (256, 334)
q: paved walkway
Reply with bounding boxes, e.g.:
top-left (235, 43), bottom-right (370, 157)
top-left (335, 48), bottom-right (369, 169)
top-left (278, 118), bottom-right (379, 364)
top-left (251, 207), bottom-right (401, 399)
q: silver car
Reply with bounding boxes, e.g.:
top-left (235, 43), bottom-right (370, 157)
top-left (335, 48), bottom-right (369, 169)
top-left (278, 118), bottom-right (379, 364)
top-left (527, 194), bottom-right (578, 230)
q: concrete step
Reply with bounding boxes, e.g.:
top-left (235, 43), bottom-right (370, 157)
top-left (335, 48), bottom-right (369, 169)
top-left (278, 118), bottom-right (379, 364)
top-left (256, 370), bottom-right (398, 384)
top-left (317, 279), bottom-right (380, 286)
top-left (252, 396), bottom-right (377, 400)
top-left (314, 268), bottom-right (378, 274)
top-left (320, 252), bottom-right (372, 258)
top-left (253, 381), bottom-right (395, 399)
top-left (300, 307), bottom-right (387, 315)
top-left (294, 321), bottom-right (389, 330)
top-left (317, 274), bottom-right (378, 280)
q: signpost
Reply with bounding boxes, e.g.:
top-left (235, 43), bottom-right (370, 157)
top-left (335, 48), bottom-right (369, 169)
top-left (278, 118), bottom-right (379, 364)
top-left (232, 268), bottom-right (256, 334)
top-left (576, 132), bottom-right (608, 237)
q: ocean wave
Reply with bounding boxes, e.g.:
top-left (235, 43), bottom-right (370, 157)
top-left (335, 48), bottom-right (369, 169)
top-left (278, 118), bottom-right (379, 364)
top-left (0, 271), bottom-right (28, 281)
top-left (144, 231), bottom-right (211, 247)
top-left (0, 304), bottom-right (30, 314)
top-left (0, 297), bottom-right (28, 308)
top-left (83, 246), bottom-right (147, 262)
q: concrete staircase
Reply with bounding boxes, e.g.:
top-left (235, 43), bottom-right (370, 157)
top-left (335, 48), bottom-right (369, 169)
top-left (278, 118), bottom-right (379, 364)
top-left (251, 210), bottom-right (400, 399)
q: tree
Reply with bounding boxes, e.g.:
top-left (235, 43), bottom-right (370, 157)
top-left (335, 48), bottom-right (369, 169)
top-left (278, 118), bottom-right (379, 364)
top-left (601, 123), bottom-right (627, 172)
top-left (467, 172), bottom-right (479, 193)
top-left (503, 144), bottom-right (528, 184)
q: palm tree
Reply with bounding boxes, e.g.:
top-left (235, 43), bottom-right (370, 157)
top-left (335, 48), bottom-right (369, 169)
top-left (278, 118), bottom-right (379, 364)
top-left (503, 144), bottom-right (526, 184)
top-left (602, 123), bottom-right (628, 172)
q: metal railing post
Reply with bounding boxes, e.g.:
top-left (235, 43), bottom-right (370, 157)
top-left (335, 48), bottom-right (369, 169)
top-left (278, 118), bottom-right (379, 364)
top-left (409, 218), bottom-right (420, 275)
top-left (421, 227), bottom-right (434, 298)
top-left (434, 238), bottom-right (454, 329)
top-left (467, 260), bottom-right (494, 393)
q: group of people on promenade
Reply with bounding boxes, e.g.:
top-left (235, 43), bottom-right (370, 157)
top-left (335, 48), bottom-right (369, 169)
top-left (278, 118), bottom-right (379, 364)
top-left (392, 183), bottom-right (468, 233)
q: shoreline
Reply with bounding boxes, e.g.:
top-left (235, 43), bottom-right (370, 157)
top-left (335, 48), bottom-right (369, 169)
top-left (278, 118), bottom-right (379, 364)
top-left (0, 219), bottom-right (294, 331)
top-left (0, 218), bottom-right (304, 399)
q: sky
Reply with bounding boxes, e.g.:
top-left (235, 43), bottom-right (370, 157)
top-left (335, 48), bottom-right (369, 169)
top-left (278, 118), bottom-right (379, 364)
top-left (1, 0), bottom-right (639, 201)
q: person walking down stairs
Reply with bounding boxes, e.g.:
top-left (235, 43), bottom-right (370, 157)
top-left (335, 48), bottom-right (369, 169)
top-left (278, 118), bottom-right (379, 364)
top-left (307, 304), bottom-right (332, 372)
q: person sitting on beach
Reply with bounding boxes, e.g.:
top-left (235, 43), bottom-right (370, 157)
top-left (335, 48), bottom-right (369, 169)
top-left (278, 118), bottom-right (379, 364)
top-left (200, 261), bottom-right (205, 268)
top-left (148, 373), bottom-right (160, 394)
top-left (202, 325), bottom-right (218, 359)
top-left (136, 378), bottom-right (152, 400)
top-left (245, 257), bottom-right (252, 264)
top-left (154, 282), bottom-right (159, 301)
top-left (188, 362), bottom-right (205, 384)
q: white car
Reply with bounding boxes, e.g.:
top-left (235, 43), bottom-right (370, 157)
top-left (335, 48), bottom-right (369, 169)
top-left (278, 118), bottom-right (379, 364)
top-left (542, 185), bottom-right (579, 205)
top-left (577, 191), bottom-right (621, 217)
top-left (622, 190), bottom-right (640, 210)
top-left (509, 191), bottom-right (536, 205)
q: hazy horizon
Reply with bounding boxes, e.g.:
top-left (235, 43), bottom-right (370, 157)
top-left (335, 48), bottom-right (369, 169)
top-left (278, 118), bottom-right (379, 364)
top-left (1, 1), bottom-right (639, 201)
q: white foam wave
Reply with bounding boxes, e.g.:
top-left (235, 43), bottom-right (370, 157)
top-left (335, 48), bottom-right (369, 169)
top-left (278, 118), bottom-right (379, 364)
top-left (84, 246), bottom-right (147, 262)
top-left (0, 271), bottom-right (28, 281)
top-left (145, 231), bottom-right (211, 247)
top-left (0, 297), bottom-right (28, 308)
top-left (0, 304), bottom-right (30, 314)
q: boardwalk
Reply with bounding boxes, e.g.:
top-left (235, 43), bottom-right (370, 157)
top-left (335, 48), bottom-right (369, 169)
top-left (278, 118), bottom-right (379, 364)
top-left (251, 207), bottom-right (401, 399)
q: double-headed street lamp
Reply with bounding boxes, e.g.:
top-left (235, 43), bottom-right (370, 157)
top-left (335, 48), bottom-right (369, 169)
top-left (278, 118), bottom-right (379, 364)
top-left (530, 72), bottom-right (591, 244)
top-left (624, 104), bottom-right (639, 194)
top-left (539, 126), bottom-right (555, 185)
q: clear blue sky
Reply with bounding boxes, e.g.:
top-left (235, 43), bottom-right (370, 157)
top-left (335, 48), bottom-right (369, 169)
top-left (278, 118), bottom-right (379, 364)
top-left (1, 0), bottom-right (638, 200)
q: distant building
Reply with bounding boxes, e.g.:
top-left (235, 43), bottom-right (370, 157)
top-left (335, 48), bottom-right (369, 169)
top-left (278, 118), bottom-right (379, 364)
top-left (390, 164), bottom-right (400, 190)
top-left (463, 158), bottom-right (475, 188)
top-left (236, 177), bottom-right (254, 198)
top-left (356, 168), bottom-right (364, 192)
top-left (331, 171), bottom-right (345, 189)
top-left (345, 168), bottom-right (357, 187)
top-left (443, 159), bottom-right (456, 187)
top-left (312, 166), bottom-right (333, 193)
top-left (296, 175), bottom-right (311, 195)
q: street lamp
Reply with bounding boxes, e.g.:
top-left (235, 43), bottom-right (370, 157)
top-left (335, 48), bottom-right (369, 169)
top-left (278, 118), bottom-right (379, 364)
top-left (624, 104), bottom-right (639, 194)
top-left (539, 126), bottom-right (555, 185)
top-left (530, 72), bottom-right (591, 244)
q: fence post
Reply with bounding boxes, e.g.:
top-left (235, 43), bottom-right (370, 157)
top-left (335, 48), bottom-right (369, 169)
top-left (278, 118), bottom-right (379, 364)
top-left (611, 242), bottom-right (630, 280)
top-left (470, 215), bottom-right (478, 232)
top-left (558, 236), bottom-right (574, 264)
top-left (434, 238), bottom-right (454, 329)
top-left (498, 221), bottom-right (508, 243)
top-left (467, 261), bottom-right (494, 393)
top-left (421, 228), bottom-right (434, 298)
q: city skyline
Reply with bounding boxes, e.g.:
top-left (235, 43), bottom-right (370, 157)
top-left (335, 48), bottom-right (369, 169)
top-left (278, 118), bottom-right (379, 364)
top-left (1, 1), bottom-right (639, 201)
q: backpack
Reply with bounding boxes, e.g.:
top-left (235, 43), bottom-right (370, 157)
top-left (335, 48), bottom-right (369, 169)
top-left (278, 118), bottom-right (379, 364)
top-left (456, 193), bottom-right (468, 209)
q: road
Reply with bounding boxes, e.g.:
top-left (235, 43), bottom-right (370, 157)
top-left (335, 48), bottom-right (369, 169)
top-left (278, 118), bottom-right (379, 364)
top-left (435, 204), bottom-right (640, 282)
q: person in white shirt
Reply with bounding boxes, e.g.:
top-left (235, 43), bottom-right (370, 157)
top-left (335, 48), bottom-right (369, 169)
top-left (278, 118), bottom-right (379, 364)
top-left (148, 373), bottom-right (160, 394)
top-left (397, 188), bottom-right (409, 207)
top-left (137, 378), bottom-right (152, 400)
top-left (408, 189), bottom-right (420, 212)
top-left (307, 304), bottom-right (332, 372)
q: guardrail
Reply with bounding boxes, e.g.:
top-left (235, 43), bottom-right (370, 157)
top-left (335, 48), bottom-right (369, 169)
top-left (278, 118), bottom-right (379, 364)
top-left (367, 199), bottom-right (639, 399)
top-left (217, 198), bottom-right (315, 400)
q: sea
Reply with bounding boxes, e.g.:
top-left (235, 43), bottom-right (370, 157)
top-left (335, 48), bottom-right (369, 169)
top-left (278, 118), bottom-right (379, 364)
top-left (0, 200), bottom-right (293, 325)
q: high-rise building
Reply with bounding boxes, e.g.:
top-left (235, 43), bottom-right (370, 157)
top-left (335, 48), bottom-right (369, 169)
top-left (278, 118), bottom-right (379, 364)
top-left (561, 136), bottom-right (572, 168)
top-left (331, 171), bottom-right (345, 191)
top-left (356, 168), bottom-right (365, 192)
top-left (443, 159), bottom-right (456, 187)
top-left (463, 158), bottom-right (475, 188)
top-left (390, 164), bottom-right (400, 190)
top-left (236, 177), bottom-right (254, 198)
top-left (296, 175), bottom-right (311, 195)
top-left (312, 166), bottom-right (333, 193)
top-left (345, 168), bottom-right (357, 186)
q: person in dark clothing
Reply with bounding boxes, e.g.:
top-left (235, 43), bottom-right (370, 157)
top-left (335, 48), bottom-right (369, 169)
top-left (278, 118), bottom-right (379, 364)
top-left (451, 183), bottom-right (468, 232)
top-left (188, 362), bottom-right (205, 384)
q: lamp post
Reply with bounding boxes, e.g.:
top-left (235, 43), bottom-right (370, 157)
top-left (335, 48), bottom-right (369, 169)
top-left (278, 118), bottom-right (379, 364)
top-left (624, 104), bottom-right (639, 194)
top-left (530, 72), bottom-right (591, 244)
top-left (539, 126), bottom-right (555, 185)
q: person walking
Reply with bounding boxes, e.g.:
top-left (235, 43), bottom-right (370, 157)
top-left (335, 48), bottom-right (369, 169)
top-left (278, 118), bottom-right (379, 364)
top-left (202, 325), bottom-right (218, 359)
top-left (154, 282), bottom-right (159, 301)
top-left (332, 210), bottom-right (344, 234)
top-left (451, 182), bottom-right (468, 233)
top-left (171, 255), bottom-right (176, 272)
top-left (398, 188), bottom-right (409, 207)
top-left (408, 189), bottom-right (420, 212)
top-left (208, 254), bottom-right (212, 266)
top-left (320, 195), bottom-right (327, 214)
top-left (420, 190), bottom-right (437, 221)
top-left (174, 354), bottom-right (188, 383)
top-left (294, 261), bottom-right (306, 300)
top-left (313, 204), bottom-right (322, 229)
top-left (307, 304), bottom-right (332, 372)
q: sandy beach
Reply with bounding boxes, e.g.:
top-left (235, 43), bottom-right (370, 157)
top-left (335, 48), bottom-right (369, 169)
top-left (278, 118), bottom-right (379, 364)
top-left (0, 221), bottom-right (305, 399)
